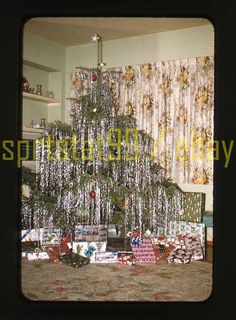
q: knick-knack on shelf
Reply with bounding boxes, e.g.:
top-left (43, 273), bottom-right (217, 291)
top-left (36, 85), bottom-right (42, 96)
top-left (22, 76), bottom-right (29, 92)
top-left (40, 118), bottom-right (46, 128)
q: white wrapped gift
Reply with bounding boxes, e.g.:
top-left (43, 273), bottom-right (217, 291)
top-left (72, 241), bottom-right (107, 263)
top-left (21, 228), bottom-right (44, 242)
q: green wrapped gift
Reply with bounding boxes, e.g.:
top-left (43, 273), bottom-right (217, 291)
top-left (58, 252), bottom-right (90, 268)
top-left (182, 192), bottom-right (206, 223)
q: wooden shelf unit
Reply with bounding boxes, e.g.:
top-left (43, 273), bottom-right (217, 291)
top-left (22, 127), bottom-right (44, 134)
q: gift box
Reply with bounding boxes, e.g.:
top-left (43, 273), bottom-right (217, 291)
top-left (167, 248), bottom-right (193, 264)
top-left (119, 255), bottom-right (136, 265)
top-left (42, 227), bottom-right (61, 246)
top-left (151, 233), bottom-right (204, 262)
top-left (151, 240), bottom-right (174, 261)
top-left (131, 238), bottom-right (156, 263)
top-left (72, 241), bottom-right (107, 263)
top-left (74, 225), bottom-right (107, 242)
top-left (95, 251), bottom-right (118, 263)
top-left (45, 245), bottom-right (61, 264)
top-left (58, 252), bottom-right (90, 268)
top-left (168, 220), bottom-right (205, 254)
top-left (45, 242), bottom-right (71, 264)
top-left (182, 192), bottom-right (206, 222)
top-left (27, 251), bottom-right (50, 261)
top-left (21, 228), bottom-right (44, 242)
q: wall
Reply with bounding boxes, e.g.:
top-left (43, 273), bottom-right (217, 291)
top-left (23, 32), bottom-right (66, 124)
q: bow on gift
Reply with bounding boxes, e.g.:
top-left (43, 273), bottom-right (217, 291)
top-left (131, 237), bottom-right (142, 247)
top-left (84, 245), bottom-right (96, 257)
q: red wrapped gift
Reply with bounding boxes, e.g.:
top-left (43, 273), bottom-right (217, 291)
top-left (60, 242), bottom-right (71, 254)
top-left (119, 255), bottom-right (136, 265)
top-left (61, 235), bottom-right (71, 245)
top-left (46, 243), bottom-right (71, 263)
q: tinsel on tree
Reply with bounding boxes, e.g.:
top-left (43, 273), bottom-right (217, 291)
top-left (22, 69), bottom-right (184, 238)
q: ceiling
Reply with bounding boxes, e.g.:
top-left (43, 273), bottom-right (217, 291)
top-left (24, 17), bottom-right (211, 47)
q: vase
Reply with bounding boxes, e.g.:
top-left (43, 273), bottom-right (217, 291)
top-left (36, 85), bottom-right (42, 96)
top-left (22, 76), bottom-right (29, 92)
top-left (40, 118), bottom-right (46, 128)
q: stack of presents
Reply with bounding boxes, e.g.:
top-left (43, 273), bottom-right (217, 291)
top-left (21, 192), bottom-right (208, 267)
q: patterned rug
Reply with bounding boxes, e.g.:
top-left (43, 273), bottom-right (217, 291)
top-left (21, 259), bottom-right (212, 301)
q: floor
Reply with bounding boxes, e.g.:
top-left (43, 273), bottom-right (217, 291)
top-left (21, 258), bottom-right (212, 302)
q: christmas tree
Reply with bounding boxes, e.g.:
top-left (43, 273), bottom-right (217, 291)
top-left (22, 35), bottom-right (184, 239)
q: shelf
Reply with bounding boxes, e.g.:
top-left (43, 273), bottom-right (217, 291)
top-left (23, 91), bottom-right (60, 104)
top-left (22, 127), bottom-right (44, 134)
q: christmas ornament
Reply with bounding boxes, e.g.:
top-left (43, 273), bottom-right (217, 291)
top-left (92, 72), bottom-right (97, 81)
top-left (89, 191), bottom-right (96, 199)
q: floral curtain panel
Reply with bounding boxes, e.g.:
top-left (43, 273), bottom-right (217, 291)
top-left (70, 56), bottom-right (214, 185)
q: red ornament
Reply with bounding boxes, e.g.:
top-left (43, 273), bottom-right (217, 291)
top-left (89, 191), bottom-right (96, 199)
top-left (92, 73), bottom-right (97, 81)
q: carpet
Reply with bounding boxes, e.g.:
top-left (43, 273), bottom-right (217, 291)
top-left (21, 258), bottom-right (212, 301)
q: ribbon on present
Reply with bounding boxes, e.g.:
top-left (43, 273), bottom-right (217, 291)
top-left (132, 230), bottom-right (140, 238)
top-left (131, 237), bottom-right (142, 247)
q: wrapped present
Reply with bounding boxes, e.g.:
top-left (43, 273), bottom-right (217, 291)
top-left (151, 236), bottom-right (171, 261)
top-left (95, 251), bottom-right (118, 263)
top-left (45, 245), bottom-right (61, 264)
top-left (27, 251), bottom-right (50, 261)
top-left (151, 233), bottom-right (204, 262)
top-left (21, 228), bottom-right (43, 242)
top-left (167, 248), bottom-right (193, 264)
top-left (72, 241), bottom-right (107, 263)
top-left (119, 255), bottom-right (136, 265)
top-left (58, 252), bottom-right (90, 268)
top-left (168, 220), bottom-right (205, 254)
top-left (74, 224), bottom-right (107, 242)
top-left (131, 238), bottom-right (156, 263)
top-left (44, 242), bottom-right (71, 264)
top-left (42, 227), bottom-right (61, 246)
top-left (182, 192), bottom-right (206, 222)
top-left (60, 227), bottom-right (71, 244)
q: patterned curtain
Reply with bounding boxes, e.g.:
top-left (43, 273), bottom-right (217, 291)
top-left (70, 56), bottom-right (214, 185)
